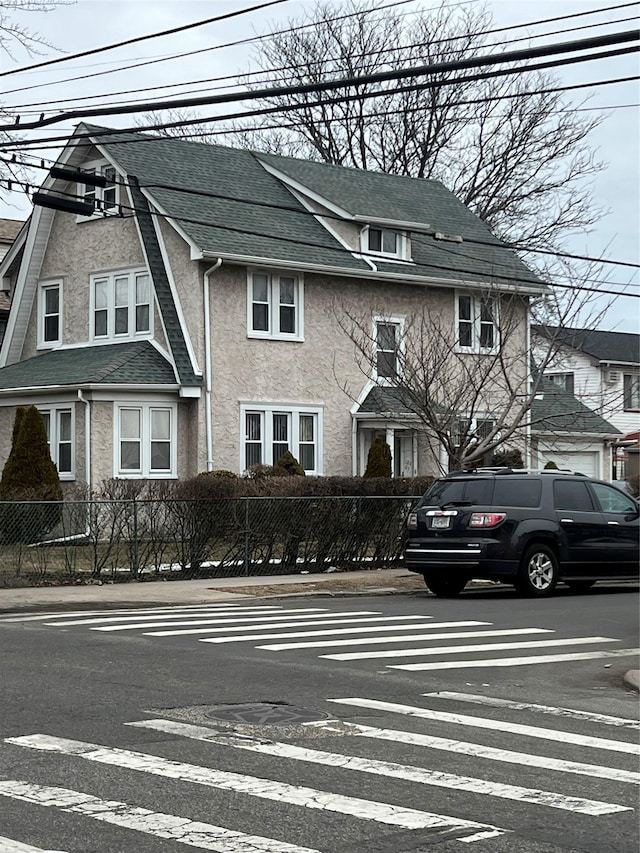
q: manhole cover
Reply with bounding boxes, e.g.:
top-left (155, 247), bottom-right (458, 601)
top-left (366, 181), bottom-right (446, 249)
top-left (204, 702), bottom-right (331, 725)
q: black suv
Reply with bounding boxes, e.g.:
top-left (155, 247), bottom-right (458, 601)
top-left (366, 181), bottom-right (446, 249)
top-left (404, 469), bottom-right (639, 597)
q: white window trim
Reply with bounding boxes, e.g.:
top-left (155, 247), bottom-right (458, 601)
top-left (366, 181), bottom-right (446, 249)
top-left (90, 268), bottom-right (153, 342)
top-left (247, 269), bottom-right (304, 341)
top-left (623, 372), bottom-right (640, 411)
top-left (373, 314), bottom-right (405, 383)
top-left (239, 403), bottom-right (323, 475)
top-left (37, 280), bottom-right (63, 350)
top-left (455, 291), bottom-right (500, 354)
top-left (113, 402), bottom-right (177, 478)
top-left (76, 158), bottom-right (120, 220)
top-left (361, 226), bottom-right (410, 261)
top-left (39, 405), bottom-right (75, 480)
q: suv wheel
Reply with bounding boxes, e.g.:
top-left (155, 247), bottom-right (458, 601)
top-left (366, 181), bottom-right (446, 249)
top-left (515, 545), bottom-right (558, 597)
top-left (423, 575), bottom-right (468, 597)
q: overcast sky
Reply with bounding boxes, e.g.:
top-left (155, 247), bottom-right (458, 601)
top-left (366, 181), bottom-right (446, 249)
top-left (0, 0), bottom-right (638, 332)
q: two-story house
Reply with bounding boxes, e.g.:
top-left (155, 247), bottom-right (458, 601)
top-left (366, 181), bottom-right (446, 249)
top-left (532, 324), bottom-right (640, 478)
top-left (0, 124), bottom-right (545, 491)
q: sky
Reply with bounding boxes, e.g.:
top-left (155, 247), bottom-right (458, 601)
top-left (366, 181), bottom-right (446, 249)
top-left (0, 0), bottom-right (638, 332)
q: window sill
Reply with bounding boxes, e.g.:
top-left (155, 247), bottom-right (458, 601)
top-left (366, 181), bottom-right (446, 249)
top-left (248, 331), bottom-right (304, 343)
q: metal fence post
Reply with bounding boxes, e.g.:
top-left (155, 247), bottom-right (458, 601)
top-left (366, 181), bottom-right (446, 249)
top-left (243, 497), bottom-right (250, 576)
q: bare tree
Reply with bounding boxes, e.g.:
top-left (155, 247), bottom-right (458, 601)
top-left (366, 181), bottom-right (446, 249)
top-left (336, 273), bottom-right (616, 473)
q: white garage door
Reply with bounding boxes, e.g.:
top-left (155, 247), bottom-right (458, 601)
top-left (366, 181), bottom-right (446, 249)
top-left (542, 451), bottom-right (599, 478)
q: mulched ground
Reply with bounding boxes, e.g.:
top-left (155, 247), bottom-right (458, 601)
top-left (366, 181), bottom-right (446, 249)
top-left (208, 572), bottom-right (427, 597)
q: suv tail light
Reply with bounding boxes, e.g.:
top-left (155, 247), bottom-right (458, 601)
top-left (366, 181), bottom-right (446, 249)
top-left (407, 512), bottom-right (418, 530)
top-left (469, 512), bottom-right (506, 528)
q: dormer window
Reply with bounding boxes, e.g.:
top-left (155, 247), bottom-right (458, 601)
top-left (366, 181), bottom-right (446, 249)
top-left (78, 161), bottom-right (119, 216)
top-left (362, 226), bottom-right (409, 260)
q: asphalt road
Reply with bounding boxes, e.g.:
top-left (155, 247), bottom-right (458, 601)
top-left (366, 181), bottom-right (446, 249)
top-left (0, 583), bottom-right (638, 853)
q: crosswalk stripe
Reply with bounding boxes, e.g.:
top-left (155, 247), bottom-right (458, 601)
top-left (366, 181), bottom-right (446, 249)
top-left (262, 627), bottom-right (550, 651)
top-left (5, 734), bottom-right (507, 839)
top-left (321, 636), bottom-right (618, 661)
top-left (92, 612), bottom-right (396, 632)
top-left (45, 607), bottom-right (328, 627)
top-left (200, 620), bottom-right (490, 644)
top-left (141, 614), bottom-right (431, 637)
top-left (0, 836), bottom-right (69, 853)
top-left (422, 693), bottom-right (640, 730)
top-left (0, 604), bottom-right (273, 623)
top-left (0, 780), bottom-right (320, 853)
top-left (127, 718), bottom-right (630, 816)
top-left (391, 648), bottom-right (640, 672)
top-left (329, 698), bottom-right (640, 754)
top-left (305, 720), bottom-right (640, 785)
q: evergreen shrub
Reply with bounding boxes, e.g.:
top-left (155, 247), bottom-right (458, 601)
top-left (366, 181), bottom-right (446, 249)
top-left (364, 437), bottom-right (392, 478)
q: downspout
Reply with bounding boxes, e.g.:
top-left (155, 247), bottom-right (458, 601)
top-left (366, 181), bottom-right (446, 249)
top-left (78, 389), bottom-right (91, 494)
top-left (203, 259), bottom-right (222, 471)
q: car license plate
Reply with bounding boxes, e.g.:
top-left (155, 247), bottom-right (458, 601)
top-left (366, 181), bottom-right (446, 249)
top-left (431, 516), bottom-right (450, 529)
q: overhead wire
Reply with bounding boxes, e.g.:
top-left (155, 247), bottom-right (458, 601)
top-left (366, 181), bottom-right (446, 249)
top-left (1, 29), bottom-right (638, 133)
top-left (4, 5), bottom-right (638, 113)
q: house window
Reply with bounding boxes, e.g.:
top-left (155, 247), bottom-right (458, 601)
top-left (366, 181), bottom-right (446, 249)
top-left (38, 281), bottom-right (62, 348)
top-left (363, 227), bottom-right (408, 260)
top-left (79, 162), bottom-right (119, 215)
top-left (92, 270), bottom-right (151, 341)
top-left (241, 405), bottom-right (322, 474)
top-left (375, 321), bottom-right (400, 378)
top-left (248, 271), bottom-right (303, 340)
top-left (457, 293), bottom-right (498, 352)
top-left (116, 404), bottom-right (175, 477)
top-left (623, 373), bottom-right (640, 411)
top-left (548, 372), bottom-right (575, 395)
top-left (40, 407), bottom-right (74, 478)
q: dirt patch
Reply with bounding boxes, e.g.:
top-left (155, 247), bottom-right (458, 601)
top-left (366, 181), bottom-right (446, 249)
top-left (208, 572), bottom-right (426, 598)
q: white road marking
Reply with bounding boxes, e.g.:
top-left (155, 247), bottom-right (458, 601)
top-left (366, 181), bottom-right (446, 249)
top-left (200, 620), bottom-right (490, 645)
top-left (5, 734), bottom-right (507, 839)
top-left (146, 614), bottom-right (433, 637)
top-left (48, 608), bottom-right (332, 628)
top-left (306, 720), bottom-right (640, 785)
top-left (128, 718), bottom-right (630, 816)
top-left (0, 604), bottom-right (275, 623)
top-left (391, 648), bottom-right (640, 672)
top-left (0, 780), bottom-right (320, 853)
top-left (329, 698), bottom-right (640, 755)
top-left (423, 692), bottom-right (640, 730)
top-left (0, 836), bottom-right (70, 853)
top-left (321, 636), bottom-right (618, 661)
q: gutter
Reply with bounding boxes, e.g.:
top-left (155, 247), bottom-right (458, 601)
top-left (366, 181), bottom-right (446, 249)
top-left (203, 259), bottom-right (222, 471)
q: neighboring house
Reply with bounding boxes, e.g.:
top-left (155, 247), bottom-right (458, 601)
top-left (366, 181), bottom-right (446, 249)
top-left (529, 378), bottom-right (621, 479)
top-left (0, 124), bottom-right (545, 491)
top-left (0, 218), bottom-right (25, 348)
top-left (532, 325), bottom-right (640, 478)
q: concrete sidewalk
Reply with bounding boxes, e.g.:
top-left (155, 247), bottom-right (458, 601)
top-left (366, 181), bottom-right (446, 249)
top-left (0, 567), bottom-right (422, 612)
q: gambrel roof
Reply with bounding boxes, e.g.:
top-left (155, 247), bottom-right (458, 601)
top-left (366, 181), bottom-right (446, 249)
top-left (86, 124), bottom-right (544, 289)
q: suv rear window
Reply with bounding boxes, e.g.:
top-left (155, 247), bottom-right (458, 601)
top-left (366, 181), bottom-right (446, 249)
top-left (423, 478), bottom-right (493, 506)
top-left (493, 478), bottom-right (542, 508)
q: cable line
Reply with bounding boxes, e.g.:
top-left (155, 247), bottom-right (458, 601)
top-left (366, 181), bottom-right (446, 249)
top-left (2, 29), bottom-right (637, 132)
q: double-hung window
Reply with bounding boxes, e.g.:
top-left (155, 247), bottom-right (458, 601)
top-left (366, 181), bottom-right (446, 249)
top-left (623, 373), bottom-right (640, 411)
top-left (241, 405), bottom-right (321, 474)
top-left (248, 271), bottom-right (303, 340)
top-left (373, 316), bottom-right (403, 380)
top-left (40, 407), bottom-right (74, 479)
top-left (548, 372), bottom-right (575, 395)
top-left (38, 281), bottom-right (62, 348)
top-left (79, 162), bottom-right (119, 215)
top-left (116, 404), bottom-right (175, 477)
top-left (92, 269), bottom-right (151, 340)
top-left (457, 293), bottom-right (498, 353)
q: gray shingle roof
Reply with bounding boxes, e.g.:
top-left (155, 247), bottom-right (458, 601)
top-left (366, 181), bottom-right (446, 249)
top-left (358, 386), bottom-right (423, 415)
top-left (86, 125), bottom-right (542, 288)
top-left (531, 379), bottom-right (620, 435)
top-left (0, 341), bottom-right (177, 392)
top-left (532, 325), bottom-right (640, 365)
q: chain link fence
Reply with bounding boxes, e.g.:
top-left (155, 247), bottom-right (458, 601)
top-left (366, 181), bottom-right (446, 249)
top-left (0, 495), bottom-right (419, 586)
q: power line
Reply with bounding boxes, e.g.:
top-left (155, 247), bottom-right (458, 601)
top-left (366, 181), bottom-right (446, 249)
top-left (5, 178), bottom-right (637, 297)
top-left (0, 0), bottom-right (294, 79)
top-left (5, 6), bottom-right (638, 112)
top-left (2, 29), bottom-right (638, 133)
